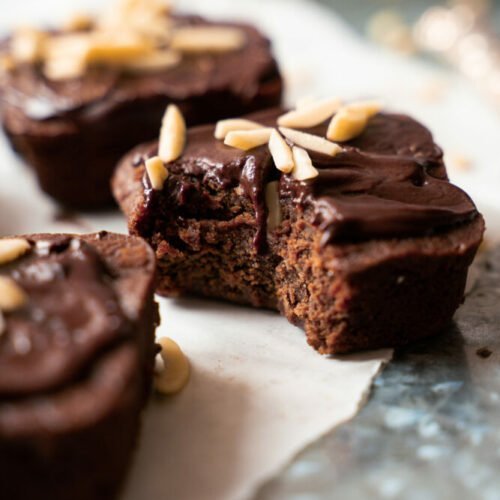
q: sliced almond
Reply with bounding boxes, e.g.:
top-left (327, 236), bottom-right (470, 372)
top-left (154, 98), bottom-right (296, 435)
top-left (269, 129), bottom-right (294, 173)
top-left (158, 104), bottom-right (186, 163)
top-left (101, 0), bottom-right (169, 23)
top-left (145, 156), bottom-right (169, 190)
top-left (152, 0), bottom-right (172, 13)
top-left (292, 147), bottom-right (319, 181)
top-left (279, 127), bottom-right (342, 157)
top-left (154, 337), bottom-right (190, 395)
top-left (0, 277), bottom-right (27, 312)
top-left (129, 16), bottom-right (173, 44)
top-left (277, 97), bottom-right (342, 128)
top-left (43, 34), bottom-right (91, 80)
top-left (86, 32), bottom-right (152, 64)
top-left (100, 1), bottom-right (172, 44)
top-left (327, 108), bottom-right (368, 142)
top-left (64, 13), bottom-right (94, 32)
top-left (224, 128), bottom-right (273, 151)
top-left (45, 34), bottom-right (91, 60)
top-left (11, 27), bottom-right (47, 64)
top-left (170, 26), bottom-right (246, 53)
top-left (0, 238), bottom-right (31, 266)
top-left (44, 56), bottom-right (87, 81)
top-left (265, 181), bottom-right (282, 231)
top-left (344, 99), bottom-right (383, 118)
top-left (214, 119), bottom-right (264, 140)
top-left (121, 50), bottom-right (180, 73)
top-left (115, 0), bottom-right (140, 14)
top-left (116, 0), bottom-right (171, 17)
top-left (0, 55), bottom-right (15, 75)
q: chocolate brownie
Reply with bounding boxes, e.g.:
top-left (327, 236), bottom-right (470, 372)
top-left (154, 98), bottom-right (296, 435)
top-left (0, 4), bottom-right (282, 208)
top-left (0, 232), bottom-right (158, 500)
top-left (113, 106), bottom-right (484, 354)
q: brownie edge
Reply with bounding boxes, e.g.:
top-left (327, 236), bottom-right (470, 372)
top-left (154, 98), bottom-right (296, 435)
top-left (0, 232), bottom-right (158, 500)
top-left (112, 109), bottom-right (484, 354)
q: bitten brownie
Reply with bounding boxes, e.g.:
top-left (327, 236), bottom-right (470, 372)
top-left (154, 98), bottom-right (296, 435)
top-left (0, 3), bottom-right (282, 208)
top-left (113, 106), bottom-right (484, 354)
top-left (0, 232), bottom-right (158, 500)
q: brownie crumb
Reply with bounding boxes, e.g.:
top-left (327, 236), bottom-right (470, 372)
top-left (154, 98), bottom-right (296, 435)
top-left (476, 347), bottom-right (493, 359)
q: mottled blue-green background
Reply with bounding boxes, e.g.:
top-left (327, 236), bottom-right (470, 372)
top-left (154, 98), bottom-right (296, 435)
top-left (319, 0), bottom-right (500, 32)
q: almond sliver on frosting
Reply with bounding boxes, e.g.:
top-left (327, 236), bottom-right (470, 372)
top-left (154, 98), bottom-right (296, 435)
top-left (279, 127), bottom-right (342, 157)
top-left (277, 97), bottom-right (342, 128)
top-left (214, 119), bottom-right (265, 140)
top-left (224, 128), bottom-right (273, 151)
top-left (269, 129), bottom-right (294, 173)
top-left (170, 26), bottom-right (246, 53)
top-left (158, 104), bottom-right (186, 163)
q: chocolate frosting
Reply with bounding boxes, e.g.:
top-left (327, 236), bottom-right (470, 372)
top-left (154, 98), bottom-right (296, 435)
top-left (0, 237), bottom-right (131, 399)
top-left (0, 15), bottom-right (279, 122)
top-left (139, 108), bottom-right (477, 249)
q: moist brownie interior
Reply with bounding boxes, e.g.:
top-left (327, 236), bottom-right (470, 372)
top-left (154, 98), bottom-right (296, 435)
top-left (114, 108), bottom-right (484, 354)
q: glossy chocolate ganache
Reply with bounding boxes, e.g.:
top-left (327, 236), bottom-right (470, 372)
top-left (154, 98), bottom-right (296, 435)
top-left (0, 236), bottom-right (133, 437)
top-left (137, 108), bottom-right (477, 250)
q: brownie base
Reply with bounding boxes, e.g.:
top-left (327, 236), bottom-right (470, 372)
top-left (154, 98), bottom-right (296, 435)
top-left (114, 151), bottom-right (484, 354)
top-left (2, 75), bottom-right (282, 209)
top-left (0, 232), bottom-right (158, 500)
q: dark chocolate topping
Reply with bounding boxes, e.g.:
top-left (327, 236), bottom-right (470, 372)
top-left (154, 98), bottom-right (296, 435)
top-left (0, 15), bottom-right (278, 122)
top-left (285, 113), bottom-right (476, 244)
top-left (139, 107), bottom-right (477, 247)
top-left (0, 237), bottom-right (130, 398)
